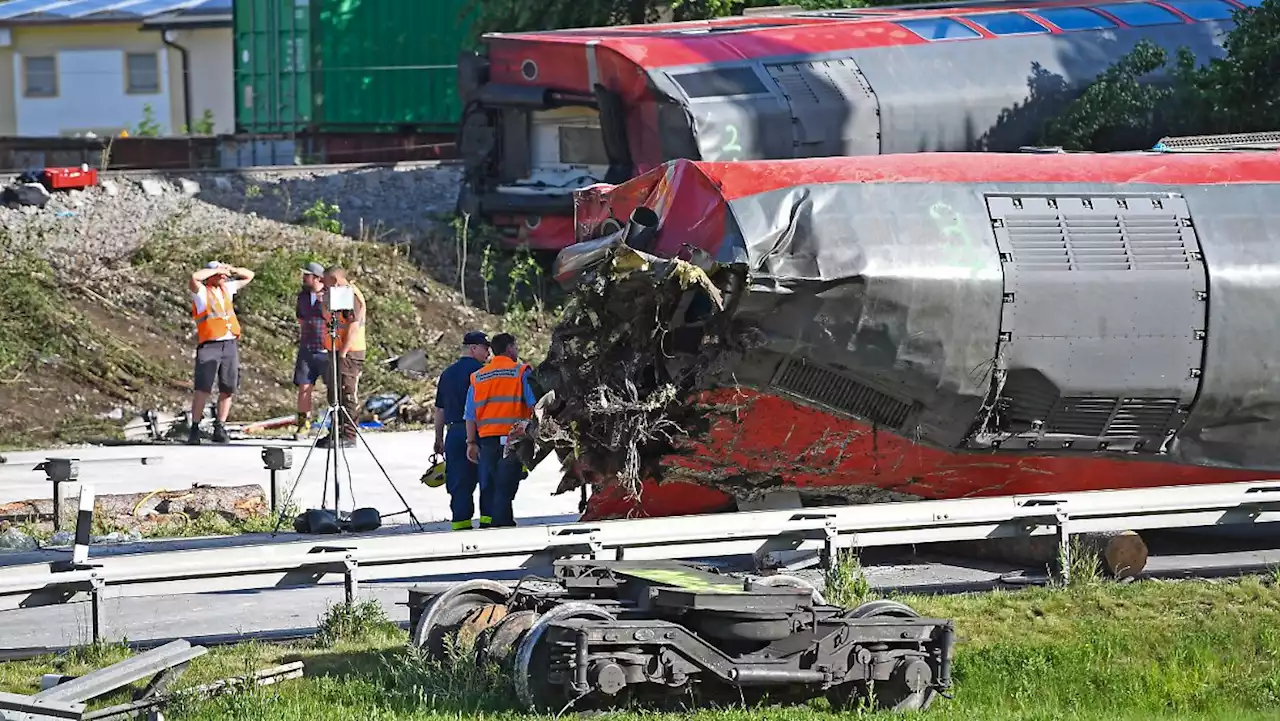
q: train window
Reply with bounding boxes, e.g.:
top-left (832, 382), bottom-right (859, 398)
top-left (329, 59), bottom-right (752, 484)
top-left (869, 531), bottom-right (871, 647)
top-left (1163, 0), bottom-right (1237, 19)
top-left (673, 67), bottom-right (769, 99)
top-left (963, 12), bottom-right (1051, 35)
top-left (896, 17), bottom-right (981, 40)
top-left (1095, 2), bottom-right (1182, 25)
top-left (1235, 0), bottom-right (1261, 6)
top-left (1033, 7), bottom-right (1117, 30)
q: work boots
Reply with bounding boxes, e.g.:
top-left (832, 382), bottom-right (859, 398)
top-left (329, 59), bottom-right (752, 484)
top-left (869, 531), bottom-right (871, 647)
top-left (211, 421), bottom-right (230, 444)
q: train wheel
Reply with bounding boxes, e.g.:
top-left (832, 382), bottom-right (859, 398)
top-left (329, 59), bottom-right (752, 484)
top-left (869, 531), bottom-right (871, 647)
top-left (828, 600), bottom-right (938, 712)
top-left (512, 602), bottom-right (615, 712)
top-left (475, 609), bottom-right (539, 670)
top-left (411, 580), bottom-right (511, 659)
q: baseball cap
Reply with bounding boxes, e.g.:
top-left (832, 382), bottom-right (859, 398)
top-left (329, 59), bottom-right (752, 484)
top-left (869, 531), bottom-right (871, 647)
top-left (205, 261), bottom-right (222, 269)
top-left (462, 331), bottom-right (490, 346)
top-left (301, 261), bottom-right (325, 277)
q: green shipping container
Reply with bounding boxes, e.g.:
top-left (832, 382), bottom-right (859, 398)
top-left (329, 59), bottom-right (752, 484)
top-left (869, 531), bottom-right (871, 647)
top-left (234, 0), bottom-right (473, 134)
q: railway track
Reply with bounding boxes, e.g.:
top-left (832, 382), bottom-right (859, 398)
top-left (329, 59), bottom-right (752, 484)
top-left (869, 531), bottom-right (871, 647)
top-left (0, 158), bottom-right (462, 186)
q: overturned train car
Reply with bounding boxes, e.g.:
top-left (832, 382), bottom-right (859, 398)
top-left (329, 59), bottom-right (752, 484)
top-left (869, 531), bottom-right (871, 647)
top-left (530, 149), bottom-right (1280, 521)
top-left (456, 0), bottom-right (1257, 249)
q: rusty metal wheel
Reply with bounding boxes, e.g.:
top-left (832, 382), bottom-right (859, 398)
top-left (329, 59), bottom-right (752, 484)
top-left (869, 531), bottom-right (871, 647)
top-left (475, 609), bottom-right (539, 670)
top-left (411, 580), bottom-right (511, 659)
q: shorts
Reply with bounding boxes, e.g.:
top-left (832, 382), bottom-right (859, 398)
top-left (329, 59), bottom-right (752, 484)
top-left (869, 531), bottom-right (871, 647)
top-left (194, 339), bottom-right (240, 395)
top-left (293, 348), bottom-right (329, 386)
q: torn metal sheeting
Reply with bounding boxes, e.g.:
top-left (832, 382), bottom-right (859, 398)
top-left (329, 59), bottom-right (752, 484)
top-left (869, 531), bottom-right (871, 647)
top-left (539, 153), bottom-right (1280, 520)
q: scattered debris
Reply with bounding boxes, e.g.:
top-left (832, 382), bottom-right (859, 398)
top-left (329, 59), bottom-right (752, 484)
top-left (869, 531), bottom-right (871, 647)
top-left (0, 484), bottom-right (269, 534)
top-left (518, 232), bottom-right (751, 500)
top-left (0, 527), bottom-right (37, 552)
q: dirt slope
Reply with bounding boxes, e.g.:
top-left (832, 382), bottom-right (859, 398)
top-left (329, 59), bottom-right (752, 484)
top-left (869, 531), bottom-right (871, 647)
top-left (0, 172), bottom-right (556, 448)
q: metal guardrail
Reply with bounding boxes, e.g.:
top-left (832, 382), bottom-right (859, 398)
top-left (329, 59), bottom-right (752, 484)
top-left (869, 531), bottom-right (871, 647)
top-left (4, 480), bottom-right (1280, 643)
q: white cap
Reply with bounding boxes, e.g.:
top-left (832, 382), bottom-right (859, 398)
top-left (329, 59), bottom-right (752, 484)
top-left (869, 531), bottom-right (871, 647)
top-left (205, 261), bottom-right (222, 269)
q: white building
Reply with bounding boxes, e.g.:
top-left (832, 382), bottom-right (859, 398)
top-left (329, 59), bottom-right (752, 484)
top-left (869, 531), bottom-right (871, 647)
top-left (0, 0), bottom-right (233, 137)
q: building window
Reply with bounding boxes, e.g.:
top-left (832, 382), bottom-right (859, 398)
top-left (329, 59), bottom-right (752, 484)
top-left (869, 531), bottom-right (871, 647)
top-left (23, 56), bottom-right (56, 98)
top-left (126, 52), bottom-right (160, 94)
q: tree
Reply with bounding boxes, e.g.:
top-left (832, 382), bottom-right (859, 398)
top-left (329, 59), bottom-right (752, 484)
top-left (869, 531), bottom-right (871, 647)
top-left (1042, 0), bottom-right (1280, 151)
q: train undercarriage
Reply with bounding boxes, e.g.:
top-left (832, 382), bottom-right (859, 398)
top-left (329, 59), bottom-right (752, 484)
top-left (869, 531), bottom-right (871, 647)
top-left (408, 559), bottom-right (955, 713)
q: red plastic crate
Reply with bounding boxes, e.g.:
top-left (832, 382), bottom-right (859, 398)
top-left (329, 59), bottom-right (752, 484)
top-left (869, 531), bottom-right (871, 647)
top-left (42, 166), bottom-right (98, 190)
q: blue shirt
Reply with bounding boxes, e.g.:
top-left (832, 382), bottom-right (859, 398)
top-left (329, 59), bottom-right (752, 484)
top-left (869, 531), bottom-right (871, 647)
top-left (435, 357), bottom-right (483, 425)
top-left (464, 373), bottom-right (538, 422)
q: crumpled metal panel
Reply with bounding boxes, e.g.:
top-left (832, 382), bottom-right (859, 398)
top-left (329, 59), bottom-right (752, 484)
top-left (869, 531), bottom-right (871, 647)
top-left (720, 178), bottom-right (1280, 469)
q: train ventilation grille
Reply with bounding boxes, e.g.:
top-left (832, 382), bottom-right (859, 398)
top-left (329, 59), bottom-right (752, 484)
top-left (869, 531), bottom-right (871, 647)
top-left (996, 198), bottom-right (1194, 272)
top-left (773, 360), bottom-right (912, 429)
top-left (1046, 397), bottom-right (1180, 438)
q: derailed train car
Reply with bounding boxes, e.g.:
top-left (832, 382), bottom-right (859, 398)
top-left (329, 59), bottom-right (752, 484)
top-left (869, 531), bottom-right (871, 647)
top-left (456, 0), bottom-right (1259, 249)
top-left (524, 147), bottom-right (1280, 521)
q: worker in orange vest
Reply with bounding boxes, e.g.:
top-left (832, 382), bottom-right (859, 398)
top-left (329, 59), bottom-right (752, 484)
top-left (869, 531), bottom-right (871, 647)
top-left (464, 333), bottom-right (536, 528)
top-left (319, 266), bottom-right (367, 449)
top-left (188, 260), bottom-right (255, 445)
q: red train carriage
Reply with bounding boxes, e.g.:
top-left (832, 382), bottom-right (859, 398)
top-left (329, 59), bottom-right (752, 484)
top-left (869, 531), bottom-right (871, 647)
top-left (456, 0), bottom-right (1260, 249)
top-left (533, 146), bottom-right (1280, 521)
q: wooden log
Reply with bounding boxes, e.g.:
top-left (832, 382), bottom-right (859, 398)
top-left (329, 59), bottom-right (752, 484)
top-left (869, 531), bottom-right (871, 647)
top-left (939, 530), bottom-right (1149, 579)
top-left (0, 484), bottom-right (268, 528)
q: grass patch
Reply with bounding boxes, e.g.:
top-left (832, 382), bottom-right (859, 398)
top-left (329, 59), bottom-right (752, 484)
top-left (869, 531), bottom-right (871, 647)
top-left (6, 577), bottom-right (1280, 720)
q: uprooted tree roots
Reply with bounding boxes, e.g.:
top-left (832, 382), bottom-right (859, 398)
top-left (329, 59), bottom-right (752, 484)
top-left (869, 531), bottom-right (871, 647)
top-left (529, 244), bottom-right (751, 500)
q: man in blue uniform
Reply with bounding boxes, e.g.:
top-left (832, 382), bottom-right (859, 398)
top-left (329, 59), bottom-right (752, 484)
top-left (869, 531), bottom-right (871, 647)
top-left (433, 331), bottom-right (491, 530)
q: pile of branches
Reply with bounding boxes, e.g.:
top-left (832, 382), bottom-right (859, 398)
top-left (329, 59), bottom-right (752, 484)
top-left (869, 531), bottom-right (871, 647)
top-left (528, 242), bottom-right (748, 498)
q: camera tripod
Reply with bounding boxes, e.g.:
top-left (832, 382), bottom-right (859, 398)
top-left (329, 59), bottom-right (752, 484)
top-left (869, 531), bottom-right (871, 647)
top-left (271, 310), bottom-right (423, 536)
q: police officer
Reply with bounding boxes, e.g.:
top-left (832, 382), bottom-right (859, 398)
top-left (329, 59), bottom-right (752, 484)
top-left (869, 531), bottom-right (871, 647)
top-left (433, 331), bottom-right (492, 530)
top-left (465, 333), bottom-right (536, 528)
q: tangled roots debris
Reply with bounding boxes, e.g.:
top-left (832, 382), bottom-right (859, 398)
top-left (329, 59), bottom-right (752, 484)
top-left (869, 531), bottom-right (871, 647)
top-left (526, 240), bottom-right (750, 500)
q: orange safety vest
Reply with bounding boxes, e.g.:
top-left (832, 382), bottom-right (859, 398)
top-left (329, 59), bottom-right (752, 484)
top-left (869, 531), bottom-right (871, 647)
top-left (322, 283), bottom-right (367, 353)
top-left (470, 356), bottom-right (532, 439)
top-left (192, 284), bottom-right (241, 344)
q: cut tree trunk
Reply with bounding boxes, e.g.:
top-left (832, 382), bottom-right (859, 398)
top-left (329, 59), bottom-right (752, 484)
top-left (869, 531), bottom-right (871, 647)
top-left (0, 484), bottom-right (268, 529)
top-left (941, 530), bottom-right (1149, 579)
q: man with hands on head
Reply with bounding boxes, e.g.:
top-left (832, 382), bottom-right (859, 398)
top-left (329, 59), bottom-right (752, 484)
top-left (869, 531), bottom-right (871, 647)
top-left (187, 260), bottom-right (255, 445)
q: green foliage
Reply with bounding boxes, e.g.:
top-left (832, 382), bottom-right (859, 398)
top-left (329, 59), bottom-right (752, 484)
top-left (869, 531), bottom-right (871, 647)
top-left (185, 109), bottom-right (217, 136)
top-left (299, 199), bottom-right (343, 235)
top-left (133, 103), bottom-right (162, 137)
top-left (1043, 0), bottom-right (1280, 150)
top-left (824, 549), bottom-right (872, 607)
top-left (314, 600), bottom-right (400, 647)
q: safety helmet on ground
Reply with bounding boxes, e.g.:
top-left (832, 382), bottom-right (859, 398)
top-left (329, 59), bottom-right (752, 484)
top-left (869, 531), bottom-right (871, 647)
top-left (420, 453), bottom-right (446, 488)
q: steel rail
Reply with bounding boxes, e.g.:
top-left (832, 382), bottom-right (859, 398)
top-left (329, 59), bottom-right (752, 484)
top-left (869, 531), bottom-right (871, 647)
top-left (3, 480), bottom-right (1280, 616)
top-left (0, 158), bottom-right (460, 185)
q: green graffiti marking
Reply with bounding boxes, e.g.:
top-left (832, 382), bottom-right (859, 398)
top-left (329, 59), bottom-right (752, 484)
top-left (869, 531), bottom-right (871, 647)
top-left (720, 123), bottom-right (743, 161)
top-left (928, 201), bottom-right (989, 276)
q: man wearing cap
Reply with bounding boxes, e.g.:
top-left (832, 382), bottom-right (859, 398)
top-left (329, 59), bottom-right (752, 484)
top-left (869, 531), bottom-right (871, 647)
top-left (319, 265), bottom-right (366, 449)
top-left (187, 260), bottom-right (255, 445)
top-left (465, 333), bottom-right (536, 528)
top-left (433, 332), bottom-right (491, 530)
top-left (293, 262), bottom-right (328, 437)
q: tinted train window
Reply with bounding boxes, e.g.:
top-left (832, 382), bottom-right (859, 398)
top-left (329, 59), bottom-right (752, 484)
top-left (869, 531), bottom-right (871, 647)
top-left (673, 67), bottom-right (769, 99)
top-left (1096, 2), bottom-right (1183, 25)
top-left (1163, 0), bottom-right (1237, 19)
top-left (896, 17), bottom-right (981, 40)
top-left (1034, 7), bottom-right (1117, 29)
top-left (964, 12), bottom-right (1051, 34)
